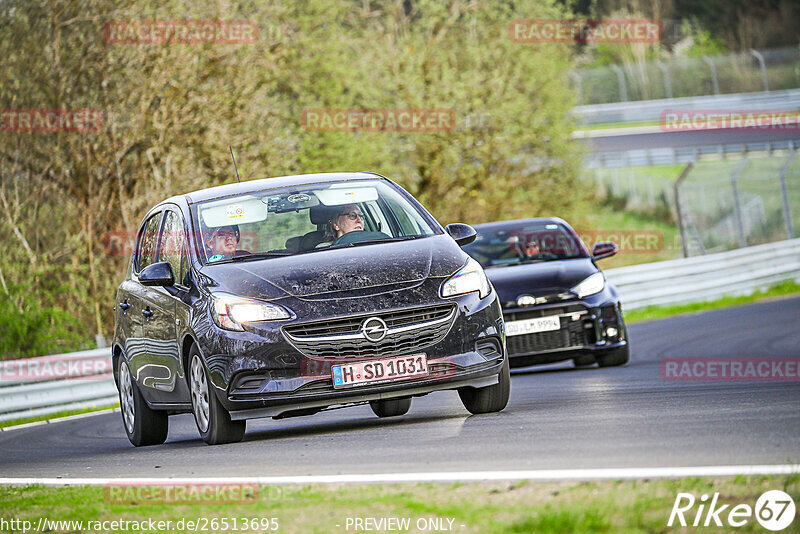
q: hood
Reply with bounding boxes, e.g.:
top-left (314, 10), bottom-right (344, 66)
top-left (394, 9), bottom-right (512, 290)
top-left (484, 258), bottom-right (598, 305)
top-left (199, 234), bottom-right (466, 300)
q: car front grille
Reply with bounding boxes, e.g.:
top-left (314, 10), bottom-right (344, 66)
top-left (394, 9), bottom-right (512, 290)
top-left (504, 305), bottom-right (589, 356)
top-left (282, 304), bottom-right (456, 360)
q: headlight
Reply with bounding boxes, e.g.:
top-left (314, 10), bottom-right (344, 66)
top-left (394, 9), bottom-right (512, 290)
top-left (211, 293), bottom-right (291, 331)
top-left (571, 272), bottom-right (605, 298)
top-left (441, 258), bottom-right (491, 299)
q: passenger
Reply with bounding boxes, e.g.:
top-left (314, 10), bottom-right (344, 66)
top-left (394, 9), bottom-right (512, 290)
top-left (325, 204), bottom-right (364, 242)
top-left (204, 225), bottom-right (240, 262)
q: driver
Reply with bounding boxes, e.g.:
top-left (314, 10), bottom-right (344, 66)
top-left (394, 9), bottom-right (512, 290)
top-left (203, 224), bottom-right (240, 262)
top-left (325, 204), bottom-right (364, 241)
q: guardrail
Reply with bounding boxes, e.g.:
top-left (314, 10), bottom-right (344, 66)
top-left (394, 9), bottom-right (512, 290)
top-left (605, 238), bottom-right (800, 310)
top-left (0, 348), bottom-right (117, 423)
top-left (2, 239), bottom-right (799, 423)
top-left (587, 139), bottom-right (800, 168)
top-left (575, 88), bottom-right (800, 125)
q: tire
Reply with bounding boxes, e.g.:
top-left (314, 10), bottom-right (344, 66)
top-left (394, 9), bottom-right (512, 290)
top-left (189, 346), bottom-right (246, 445)
top-left (572, 354), bottom-right (596, 368)
top-left (458, 360), bottom-right (510, 415)
top-left (118, 357), bottom-right (168, 447)
top-left (370, 397), bottom-right (412, 417)
top-left (597, 345), bottom-right (630, 367)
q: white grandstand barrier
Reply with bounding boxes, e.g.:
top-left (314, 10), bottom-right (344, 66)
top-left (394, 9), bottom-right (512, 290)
top-left (2, 240), bottom-right (799, 422)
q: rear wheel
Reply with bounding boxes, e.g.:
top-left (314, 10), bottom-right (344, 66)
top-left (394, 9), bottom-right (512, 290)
top-left (189, 346), bottom-right (246, 445)
top-left (118, 357), bottom-right (168, 447)
top-left (458, 360), bottom-right (510, 414)
top-left (370, 397), bottom-right (412, 417)
top-left (597, 345), bottom-right (629, 367)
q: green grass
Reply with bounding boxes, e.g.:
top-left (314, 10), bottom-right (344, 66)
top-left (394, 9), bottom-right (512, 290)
top-left (0, 403), bottom-right (119, 430)
top-left (626, 280), bottom-right (800, 324)
top-left (0, 476), bottom-right (797, 533)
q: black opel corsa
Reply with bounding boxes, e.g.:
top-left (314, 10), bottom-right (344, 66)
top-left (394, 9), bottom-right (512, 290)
top-left (113, 172), bottom-right (509, 446)
top-left (463, 218), bottom-right (629, 370)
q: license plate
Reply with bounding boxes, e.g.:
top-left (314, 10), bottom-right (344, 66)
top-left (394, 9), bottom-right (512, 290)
top-left (505, 315), bottom-right (561, 337)
top-left (331, 354), bottom-right (428, 389)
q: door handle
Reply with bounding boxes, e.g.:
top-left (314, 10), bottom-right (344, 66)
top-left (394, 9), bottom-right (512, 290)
top-left (142, 307), bottom-right (154, 320)
top-left (119, 300), bottom-right (131, 313)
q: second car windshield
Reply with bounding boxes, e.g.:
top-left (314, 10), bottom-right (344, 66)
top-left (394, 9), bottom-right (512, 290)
top-left (464, 223), bottom-right (588, 268)
top-left (191, 180), bottom-right (437, 264)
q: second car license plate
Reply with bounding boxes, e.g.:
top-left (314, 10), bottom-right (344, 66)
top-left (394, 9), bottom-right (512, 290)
top-left (505, 316), bottom-right (561, 336)
top-left (331, 354), bottom-right (428, 389)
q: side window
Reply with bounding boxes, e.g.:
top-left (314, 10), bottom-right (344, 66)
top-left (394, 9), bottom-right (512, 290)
top-left (159, 210), bottom-right (186, 284)
top-left (384, 196), bottom-right (423, 236)
top-left (137, 213), bottom-right (163, 272)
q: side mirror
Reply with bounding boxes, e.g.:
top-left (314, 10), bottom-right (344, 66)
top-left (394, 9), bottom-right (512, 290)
top-left (445, 223), bottom-right (478, 247)
top-left (592, 241), bottom-right (618, 260)
top-left (139, 261), bottom-right (175, 287)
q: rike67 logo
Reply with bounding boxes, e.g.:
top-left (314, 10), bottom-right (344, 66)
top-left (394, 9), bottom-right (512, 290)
top-left (669, 490), bottom-right (796, 531)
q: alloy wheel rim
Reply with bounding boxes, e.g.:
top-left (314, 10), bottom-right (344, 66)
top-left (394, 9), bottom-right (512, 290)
top-left (190, 355), bottom-right (210, 433)
top-left (119, 362), bottom-right (135, 434)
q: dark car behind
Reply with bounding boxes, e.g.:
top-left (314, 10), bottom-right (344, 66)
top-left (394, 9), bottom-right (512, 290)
top-left (463, 217), bottom-right (629, 369)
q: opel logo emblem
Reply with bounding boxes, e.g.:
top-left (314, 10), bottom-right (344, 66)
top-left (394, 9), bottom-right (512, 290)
top-left (362, 317), bottom-right (387, 342)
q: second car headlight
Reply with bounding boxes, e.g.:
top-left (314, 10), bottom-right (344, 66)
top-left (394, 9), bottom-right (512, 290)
top-left (571, 272), bottom-right (605, 298)
top-left (441, 258), bottom-right (491, 299)
top-left (212, 293), bottom-right (292, 331)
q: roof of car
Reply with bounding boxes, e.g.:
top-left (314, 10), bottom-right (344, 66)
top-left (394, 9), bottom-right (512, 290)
top-left (176, 172), bottom-right (388, 204)
top-left (472, 217), bottom-right (571, 233)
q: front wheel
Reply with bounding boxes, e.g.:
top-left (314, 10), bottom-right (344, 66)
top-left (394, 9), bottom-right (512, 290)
top-left (189, 346), bottom-right (246, 445)
top-left (458, 360), bottom-right (510, 414)
top-left (118, 357), bottom-right (168, 447)
top-left (370, 397), bottom-right (412, 417)
top-left (597, 345), bottom-right (630, 367)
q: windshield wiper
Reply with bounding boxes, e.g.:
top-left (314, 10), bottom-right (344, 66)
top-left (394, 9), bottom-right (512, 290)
top-left (209, 251), bottom-right (293, 264)
top-left (327, 235), bottom-right (424, 250)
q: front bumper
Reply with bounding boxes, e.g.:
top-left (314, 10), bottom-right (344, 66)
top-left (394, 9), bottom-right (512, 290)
top-left (503, 299), bottom-right (627, 367)
top-left (194, 283), bottom-right (506, 419)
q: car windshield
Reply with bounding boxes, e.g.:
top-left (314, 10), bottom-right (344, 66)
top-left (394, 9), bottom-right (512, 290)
top-left (190, 179), bottom-right (437, 264)
top-left (463, 222), bottom-right (589, 268)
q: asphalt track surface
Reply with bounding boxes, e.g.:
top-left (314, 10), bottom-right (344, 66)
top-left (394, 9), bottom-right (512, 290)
top-left (1, 297), bottom-right (798, 480)
top-left (584, 127), bottom-right (800, 152)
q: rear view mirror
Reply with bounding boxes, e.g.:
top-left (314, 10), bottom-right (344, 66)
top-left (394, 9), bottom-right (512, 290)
top-left (445, 223), bottom-right (477, 247)
top-left (592, 241), bottom-right (618, 260)
top-left (139, 261), bottom-right (175, 286)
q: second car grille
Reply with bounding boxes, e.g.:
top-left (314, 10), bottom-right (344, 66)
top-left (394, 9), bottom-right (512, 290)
top-left (282, 304), bottom-right (456, 360)
top-left (504, 305), bottom-right (589, 356)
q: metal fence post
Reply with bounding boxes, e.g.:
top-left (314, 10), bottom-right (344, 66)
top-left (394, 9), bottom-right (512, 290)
top-left (779, 150), bottom-right (796, 239)
top-left (656, 61), bottom-right (673, 99)
top-left (750, 49), bottom-right (769, 92)
top-left (730, 158), bottom-right (749, 248)
top-left (568, 71), bottom-right (583, 106)
top-left (610, 65), bottom-right (628, 102)
top-left (702, 55), bottom-right (720, 95)
top-left (674, 162), bottom-right (694, 258)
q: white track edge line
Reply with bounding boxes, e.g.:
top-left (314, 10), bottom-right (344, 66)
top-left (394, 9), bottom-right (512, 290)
top-left (0, 407), bottom-right (118, 432)
top-left (0, 465), bottom-right (797, 486)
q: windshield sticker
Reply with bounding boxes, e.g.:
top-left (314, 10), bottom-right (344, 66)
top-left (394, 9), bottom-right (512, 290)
top-left (226, 205), bottom-right (245, 219)
top-left (208, 254), bottom-right (224, 263)
top-left (288, 193), bottom-right (311, 203)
